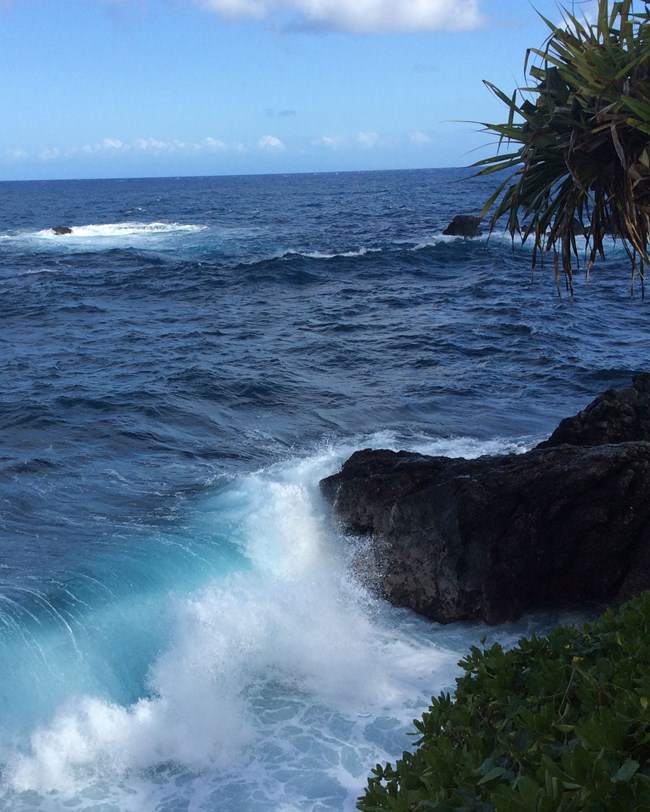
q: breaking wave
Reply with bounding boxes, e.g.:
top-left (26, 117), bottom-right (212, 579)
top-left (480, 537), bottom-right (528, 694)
top-left (35, 222), bottom-right (206, 239)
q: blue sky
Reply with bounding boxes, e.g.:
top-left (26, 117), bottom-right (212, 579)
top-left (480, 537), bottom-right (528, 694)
top-left (0, 0), bottom-right (597, 180)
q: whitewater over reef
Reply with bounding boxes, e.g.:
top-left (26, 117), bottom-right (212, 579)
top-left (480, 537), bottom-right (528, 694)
top-left (0, 169), bottom-right (647, 810)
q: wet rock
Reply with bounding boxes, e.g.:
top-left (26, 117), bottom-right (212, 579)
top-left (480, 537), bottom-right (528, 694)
top-left (538, 373), bottom-right (650, 448)
top-left (52, 226), bottom-right (72, 235)
top-left (442, 214), bottom-right (482, 237)
top-left (321, 434), bottom-right (650, 624)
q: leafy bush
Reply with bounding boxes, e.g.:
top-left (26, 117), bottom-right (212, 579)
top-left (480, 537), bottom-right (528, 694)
top-left (358, 593), bottom-right (650, 811)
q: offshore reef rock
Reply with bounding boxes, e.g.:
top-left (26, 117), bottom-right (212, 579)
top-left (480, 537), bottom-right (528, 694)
top-left (320, 442), bottom-right (650, 625)
top-left (538, 373), bottom-right (650, 448)
top-left (52, 225), bottom-right (73, 235)
top-left (442, 214), bottom-right (482, 237)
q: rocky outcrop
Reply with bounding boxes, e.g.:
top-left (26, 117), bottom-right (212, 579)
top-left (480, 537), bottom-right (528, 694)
top-left (538, 373), bottom-right (650, 448)
top-left (571, 217), bottom-right (586, 236)
top-left (443, 214), bottom-right (482, 237)
top-left (320, 380), bottom-right (650, 624)
top-left (52, 226), bottom-right (72, 235)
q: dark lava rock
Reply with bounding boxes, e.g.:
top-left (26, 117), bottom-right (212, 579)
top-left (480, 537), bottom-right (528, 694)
top-left (52, 226), bottom-right (73, 235)
top-left (571, 217), bottom-right (586, 236)
top-left (442, 214), bottom-right (482, 237)
top-left (320, 443), bottom-right (650, 624)
top-left (538, 373), bottom-right (650, 447)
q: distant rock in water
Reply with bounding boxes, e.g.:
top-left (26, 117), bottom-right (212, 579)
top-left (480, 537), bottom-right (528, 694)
top-left (52, 226), bottom-right (72, 235)
top-left (320, 377), bottom-right (650, 625)
top-left (442, 214), bottom-right (482, 237)
top-left (571, 217), bottom-right (586, 236)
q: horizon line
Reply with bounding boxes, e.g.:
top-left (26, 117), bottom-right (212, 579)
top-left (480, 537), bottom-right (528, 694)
top-left (0, 165), bottom-right (478, 185)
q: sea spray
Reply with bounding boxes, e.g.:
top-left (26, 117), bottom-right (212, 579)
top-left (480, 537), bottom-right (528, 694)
top-left (0, 445), bottom-right (494, 810)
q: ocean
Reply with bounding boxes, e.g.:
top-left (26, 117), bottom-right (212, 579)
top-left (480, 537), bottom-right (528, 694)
top-left (0, 168), bottom-right (647, 811)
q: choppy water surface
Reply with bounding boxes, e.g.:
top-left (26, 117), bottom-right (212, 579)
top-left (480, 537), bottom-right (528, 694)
top-left (0, 169), bottom-right (646, 810)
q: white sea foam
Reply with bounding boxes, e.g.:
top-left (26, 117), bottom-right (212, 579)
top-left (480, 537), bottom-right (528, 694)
top-left (412, 229), bottom-right (606, 252)
top-left (411, 435), bottom-right (530, 458)
top-left (0, 438), bottom-right (536, 810)
top-left (33, 221), bottom-right (206, 240)
top-left (466, 227), bottom-right (629, 258)
top-left (299, 247), bottom-right (382, 260)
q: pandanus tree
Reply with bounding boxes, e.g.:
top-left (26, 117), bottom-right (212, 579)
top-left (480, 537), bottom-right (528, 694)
top-left (475, 0), bottom-right (650, 294)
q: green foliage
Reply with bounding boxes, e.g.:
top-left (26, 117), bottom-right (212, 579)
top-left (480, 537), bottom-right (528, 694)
top-left (475, 0), bottom-right (650, 294)
top-left (357, 592), bottom-right (650, 811)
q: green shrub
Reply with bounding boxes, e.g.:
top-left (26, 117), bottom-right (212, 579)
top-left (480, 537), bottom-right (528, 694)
top-left (358, 593), bottom-right (650, 811)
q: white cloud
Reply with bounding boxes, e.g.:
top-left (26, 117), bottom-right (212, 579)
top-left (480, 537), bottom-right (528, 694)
top-left (132, 136), bottom-right (247, 154)
top-left (198, 136), bottom-right (228, 150)
top-left (134, 138), bottom-right (189, 152)
top-left (195, 0), bottom-right (268, 19)
top-left (78, 138), bottom-right (126, 155)
top-left (410, 130), bottom-right (431, 144)
top-left (100, 138), bottom-right (124, 150)
top-left (3, 148), bottom-right (30, 160)
top-left (313, 134), bottom-right (343, 149)
top-left (194, 0), bottom-right (484, 33)
top-left (357, 131), bottom-right (379, 149)
top-left (257, 134), bottom-right (286, 151)
top-left (7, 135), bottom-right (250, 163)
top-left (39, 147), bottom-right (61, 161)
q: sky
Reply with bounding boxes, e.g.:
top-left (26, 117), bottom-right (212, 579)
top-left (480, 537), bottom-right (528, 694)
top-left (0, 0), bottom-right (599, 180)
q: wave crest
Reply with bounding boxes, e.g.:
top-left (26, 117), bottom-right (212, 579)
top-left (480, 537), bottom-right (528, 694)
top-left (35, 222), bottom-right (206, 239)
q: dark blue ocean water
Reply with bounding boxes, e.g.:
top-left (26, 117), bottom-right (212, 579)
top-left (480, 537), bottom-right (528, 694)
top-left (0, 169), bottom-right (647, 810)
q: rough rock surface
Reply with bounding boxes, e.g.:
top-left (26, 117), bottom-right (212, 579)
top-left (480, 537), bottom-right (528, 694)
top-left (320, 441), bottom-right (650, 625)
top-left (52, 226), bottom-right (73, 235)
top-left (442, 214), bottom-right (482, 237)
top-left (538, 373), bottom-right (650, 447)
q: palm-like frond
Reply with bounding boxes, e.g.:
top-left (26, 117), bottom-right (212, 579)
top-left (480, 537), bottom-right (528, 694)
top-left (475, 0), bottom-right (650, 294)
